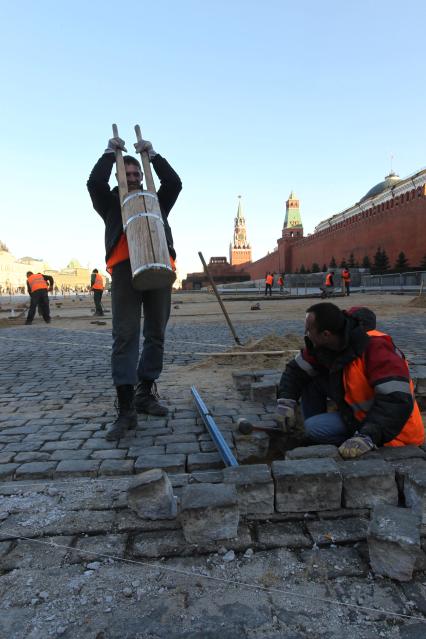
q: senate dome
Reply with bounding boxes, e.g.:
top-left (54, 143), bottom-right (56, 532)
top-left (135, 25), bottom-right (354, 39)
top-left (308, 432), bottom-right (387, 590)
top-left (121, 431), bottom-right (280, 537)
top-left (360, 171), bottom-right (402, 203)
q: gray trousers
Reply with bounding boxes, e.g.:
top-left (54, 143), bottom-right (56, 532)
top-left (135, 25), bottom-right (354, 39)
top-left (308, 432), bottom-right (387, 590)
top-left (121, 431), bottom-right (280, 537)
top-left (111, 260), bottom-right (171, 386)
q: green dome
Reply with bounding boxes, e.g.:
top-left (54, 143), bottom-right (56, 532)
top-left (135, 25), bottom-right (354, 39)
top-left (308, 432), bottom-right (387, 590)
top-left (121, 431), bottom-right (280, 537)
top-left (360, 172), bottom-right (401, 203)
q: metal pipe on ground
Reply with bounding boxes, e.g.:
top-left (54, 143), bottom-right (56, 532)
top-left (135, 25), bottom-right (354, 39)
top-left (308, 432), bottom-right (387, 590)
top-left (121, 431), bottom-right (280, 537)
top-left (198, 251), bottom-right (242, 346)
top-left (191, 386), bottom-right (238, 467)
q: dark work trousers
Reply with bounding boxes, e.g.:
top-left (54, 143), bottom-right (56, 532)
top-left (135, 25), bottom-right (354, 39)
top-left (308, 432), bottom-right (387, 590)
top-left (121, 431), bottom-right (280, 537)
top-left (93, 289), bottom-right (104, 315)
top-left (27, 289), bottom-right (50, 323)
top-left (301, 375), bottom-right (353, 442)
top-left (265, 284), bottom-right (272, 296)
top-left (111, 260), bottom-right (171, 386)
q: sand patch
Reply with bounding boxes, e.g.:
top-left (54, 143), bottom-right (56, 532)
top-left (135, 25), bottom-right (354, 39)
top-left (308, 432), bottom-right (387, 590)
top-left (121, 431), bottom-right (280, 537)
top-left (189, 333), bottom-right (302, 370)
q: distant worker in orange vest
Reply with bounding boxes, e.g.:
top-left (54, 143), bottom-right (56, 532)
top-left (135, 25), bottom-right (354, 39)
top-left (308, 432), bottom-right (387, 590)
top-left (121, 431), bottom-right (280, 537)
top-left (341, 267), bottom-right (351, 296)
top-left (321, 271), bottom-right (334, 298)
top-left (265, 272), bottom-right (274, 296)
top-left (276, 303), bottom-right (424, 458)
top-left (91, 268), bottom-right (105, 316)
top-left (25, 272), bottom-right (51, 325)
top-left (277, 274), bottom-right (284, 294)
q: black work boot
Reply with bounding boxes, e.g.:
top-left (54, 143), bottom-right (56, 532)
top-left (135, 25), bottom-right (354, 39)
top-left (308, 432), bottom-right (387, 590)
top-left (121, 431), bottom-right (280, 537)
top-left (134, 380), bottom-right (169, 416)
top-left (106, 385), bottom-right (138, 441)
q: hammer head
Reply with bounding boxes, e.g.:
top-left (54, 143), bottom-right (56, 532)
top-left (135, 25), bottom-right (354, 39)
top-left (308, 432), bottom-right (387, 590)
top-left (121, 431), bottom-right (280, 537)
top-left (237, 418), bottom-right (254, 435)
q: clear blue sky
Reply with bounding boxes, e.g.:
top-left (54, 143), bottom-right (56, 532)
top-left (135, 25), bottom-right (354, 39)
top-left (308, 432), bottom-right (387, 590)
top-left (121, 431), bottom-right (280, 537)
top-left (1, 0), bottom-right (425, 280)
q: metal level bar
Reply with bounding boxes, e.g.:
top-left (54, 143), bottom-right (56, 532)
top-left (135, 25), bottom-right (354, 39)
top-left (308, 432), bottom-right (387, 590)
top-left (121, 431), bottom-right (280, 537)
top-left (191, 386), bottom-right (238, 467)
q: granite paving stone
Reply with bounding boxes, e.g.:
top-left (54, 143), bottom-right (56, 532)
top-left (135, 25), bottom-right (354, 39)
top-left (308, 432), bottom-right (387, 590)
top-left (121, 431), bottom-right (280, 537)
top-left (90, 449), bottom-right (128, 459)
top-left (66, 533), bottom-right (128, 564)
top-left (50, 449), bottom-right (92, 461)
top-left (255, 521), bottom-right (312, 549)
top-left (306, 517), bottom-right (370, 545)
top-left (15, 461), bottom-right (58, 479)
top-left (41, 440), bottom-right (84, 451)
top-left (134, 454), bottom-right (186, 473)
top-left (0, 452), bottom-right (16, 463)
top-left (13, 451), bottom-right (52, 463)
top-left (0, 463), bottom-right (19, 479)
top-left (187, 452), bottom-right (225, 471)
top-left (99, 459), bottom-right (135, 475)
top-left (54, 459), bottom-right (100, 477)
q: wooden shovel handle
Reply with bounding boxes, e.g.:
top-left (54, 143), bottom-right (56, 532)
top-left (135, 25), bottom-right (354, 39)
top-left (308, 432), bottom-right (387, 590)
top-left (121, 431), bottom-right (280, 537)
top-left (112, 123), bottom-right (127, 204)
top-left (134, 124), bottom-right (156, 193)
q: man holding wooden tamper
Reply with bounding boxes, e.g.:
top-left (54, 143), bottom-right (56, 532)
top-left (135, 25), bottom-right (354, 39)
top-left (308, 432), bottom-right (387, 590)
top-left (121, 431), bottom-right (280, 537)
top-left (87, 128), bottom-right (182, 440)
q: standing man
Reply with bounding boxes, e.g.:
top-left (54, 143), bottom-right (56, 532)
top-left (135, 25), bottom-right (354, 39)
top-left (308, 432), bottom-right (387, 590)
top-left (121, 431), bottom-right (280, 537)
top-left (341, 267), bottom-right (351, 296)
top-left (277, 274), bottom-right (284, 294)
top-left (25, 272), bottom-right (51, 325)
top-left (265, 272), bottom-right (273, 296)
top-left (276, 303), bottom-right (424, 456)
top-left (87, 133), bottom-right (182, 441)
top-left (91, 268), bottom-right (104, 316)
top-left (321, 271), bottom-right (334, 298)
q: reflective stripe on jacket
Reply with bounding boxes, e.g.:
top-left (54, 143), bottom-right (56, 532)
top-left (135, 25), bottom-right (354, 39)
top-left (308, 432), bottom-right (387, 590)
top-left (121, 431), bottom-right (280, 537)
top-left (27, 273), bottom-right (48, 293)
top-left (343, 329), bottom-right (424, 447)
top-left (92, 273), bottom-right (104, 290)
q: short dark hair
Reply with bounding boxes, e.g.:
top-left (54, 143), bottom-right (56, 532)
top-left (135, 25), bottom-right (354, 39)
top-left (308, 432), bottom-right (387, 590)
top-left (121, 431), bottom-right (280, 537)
top-left (92, 268), bottom-right (98, 273)
top-left (306, 302), bottom-right (345, 334)
top-left (123, 155), bottom-right (141, 170)
top-left (26, 271), bottom-right (33, 277)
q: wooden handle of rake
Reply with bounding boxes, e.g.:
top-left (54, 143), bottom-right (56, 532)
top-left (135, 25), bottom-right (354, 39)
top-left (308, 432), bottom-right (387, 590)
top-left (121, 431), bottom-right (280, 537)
top-left (112, 124), bottom-right (128, 204)
top-left (134, 124), bottom-right (156, 193)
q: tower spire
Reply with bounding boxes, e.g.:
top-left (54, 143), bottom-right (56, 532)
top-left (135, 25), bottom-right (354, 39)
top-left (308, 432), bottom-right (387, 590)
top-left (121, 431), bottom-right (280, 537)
top-left (230, 196), bottom-right (252, 266)
top-left (282, 191), bottom-right (303, 239)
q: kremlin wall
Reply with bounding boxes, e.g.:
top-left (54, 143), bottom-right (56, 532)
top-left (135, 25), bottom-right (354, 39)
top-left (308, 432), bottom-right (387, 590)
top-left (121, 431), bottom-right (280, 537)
top-left (242, 168), bottom-right (426, 279)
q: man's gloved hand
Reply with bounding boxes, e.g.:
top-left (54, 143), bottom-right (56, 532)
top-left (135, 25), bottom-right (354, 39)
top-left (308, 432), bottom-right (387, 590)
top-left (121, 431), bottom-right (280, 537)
top-left (105, 137), bottom-right (127, 154)
top-left (274, 398), bottom-right (297, 427)
top-left (134, 139), bottom-right (157, 160)
top-left (338, 433), bottom-right (375, 459)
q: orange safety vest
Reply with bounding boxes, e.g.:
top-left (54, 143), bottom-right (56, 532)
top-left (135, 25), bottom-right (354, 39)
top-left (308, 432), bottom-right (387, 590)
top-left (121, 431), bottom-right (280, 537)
top-left (342, 270), bottom-right (351, 282)
top-left (343, 330), bottom-right (424, 447)
top-left (266, 274), bottom-right (273, 286)
top-left (27, 273), bottom-right (48, 293)
top-left (325, 273), bottom-right (333, 286)
top-left (92, 273), bottom-right (104, 290)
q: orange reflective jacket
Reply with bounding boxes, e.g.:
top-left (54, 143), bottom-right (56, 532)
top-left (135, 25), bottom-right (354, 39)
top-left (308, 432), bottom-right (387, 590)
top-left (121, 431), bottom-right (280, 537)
top-left (92, 273), bottom-right (104, 290)
top-left (266, 275), bottom-right (273, 285)
top-left (343, 330), bottom-right (424, 447)
top-left (342, 270), bottom-right (351, 282)
top-left (27, 273), bottom-right (48, 292)
top-left (325, 273), bottom-right (333, 286)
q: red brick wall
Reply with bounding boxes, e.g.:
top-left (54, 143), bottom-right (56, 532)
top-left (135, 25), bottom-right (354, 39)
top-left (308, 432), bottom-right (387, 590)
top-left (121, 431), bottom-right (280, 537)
top-left (290, 189), bottom-right (426, 271)
top-left (242, 188), bottom-right (426, 275)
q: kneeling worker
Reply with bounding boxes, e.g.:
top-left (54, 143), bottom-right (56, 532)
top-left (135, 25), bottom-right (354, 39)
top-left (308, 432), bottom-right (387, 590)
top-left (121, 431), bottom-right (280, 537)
top-left (277, 302), bottom-right (424, 458)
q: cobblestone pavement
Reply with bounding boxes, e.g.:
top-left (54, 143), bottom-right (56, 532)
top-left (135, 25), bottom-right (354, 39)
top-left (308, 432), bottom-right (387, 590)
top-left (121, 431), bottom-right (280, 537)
top-left (0, 316), bottom-right (426, 638)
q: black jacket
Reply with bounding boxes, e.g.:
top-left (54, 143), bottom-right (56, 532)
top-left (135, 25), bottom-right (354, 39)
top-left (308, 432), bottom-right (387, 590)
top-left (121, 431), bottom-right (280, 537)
top-left (278, 313), bottom-right (416, 446)
top-left (87, 152), bottom-right (182, 261)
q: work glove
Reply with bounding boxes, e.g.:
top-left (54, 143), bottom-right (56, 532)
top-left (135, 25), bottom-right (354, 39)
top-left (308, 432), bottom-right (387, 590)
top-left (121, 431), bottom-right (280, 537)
top-left (338, 433), bottom-right (375, 459)
top-left (134, 139), bottom-right (157, 160)
top-left (105, 137), bottom-right (127, 154)
top-left (274, 398), bottom-right (297, 427)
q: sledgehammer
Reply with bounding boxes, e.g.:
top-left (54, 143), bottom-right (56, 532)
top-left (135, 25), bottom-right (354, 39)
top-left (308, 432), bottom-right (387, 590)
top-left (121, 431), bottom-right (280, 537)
top-left (237, 418), bottom-right (283, 436)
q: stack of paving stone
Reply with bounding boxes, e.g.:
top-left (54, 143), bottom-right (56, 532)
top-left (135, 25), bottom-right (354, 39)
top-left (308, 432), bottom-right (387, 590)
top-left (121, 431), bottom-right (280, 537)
top-left (1, 442), bottom-right (426, 581)
top-left (232, 369), bottom-right (281, 402)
